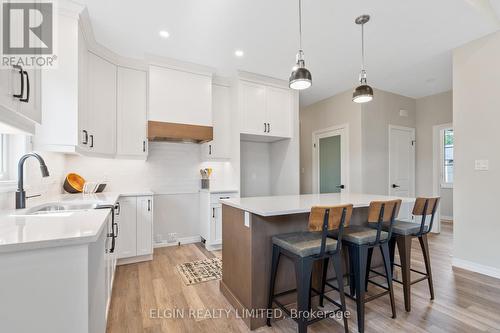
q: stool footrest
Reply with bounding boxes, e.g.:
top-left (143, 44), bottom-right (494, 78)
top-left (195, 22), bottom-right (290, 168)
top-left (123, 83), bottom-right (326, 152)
top-left (392, 263), bottom-right (429, 276)
top-left (369, 268), bottom-right (430, 286)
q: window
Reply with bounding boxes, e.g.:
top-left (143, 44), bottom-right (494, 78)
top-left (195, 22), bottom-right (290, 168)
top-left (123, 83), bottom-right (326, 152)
top-left (441, 128), bottom-right (454, 187)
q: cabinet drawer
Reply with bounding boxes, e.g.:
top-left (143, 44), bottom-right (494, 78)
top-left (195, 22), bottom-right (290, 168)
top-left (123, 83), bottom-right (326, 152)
top-left (210, 192), bottom-right (238, 205)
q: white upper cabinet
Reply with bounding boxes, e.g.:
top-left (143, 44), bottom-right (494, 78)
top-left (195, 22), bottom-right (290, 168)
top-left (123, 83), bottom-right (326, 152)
top-left (117, 67), bottom-right (147, 158)
top-left (239, 80), bottom-right (294, 140)
top-left (202, 82), bottom-right (231, 160)
top-left (86, 52), bottom-right (117, 155)
top-left (149, 65), bottom-right (212, 126)
top-left (240, 81), bottom-right (267, 135)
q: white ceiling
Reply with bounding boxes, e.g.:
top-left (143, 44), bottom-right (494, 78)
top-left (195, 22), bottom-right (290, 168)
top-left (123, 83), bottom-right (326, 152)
top-left (78, 0), bottom-right (500, 106)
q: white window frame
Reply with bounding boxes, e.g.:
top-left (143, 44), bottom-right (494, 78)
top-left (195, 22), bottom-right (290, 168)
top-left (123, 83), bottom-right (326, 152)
top-left (440, 126), bottom-right (454, 189)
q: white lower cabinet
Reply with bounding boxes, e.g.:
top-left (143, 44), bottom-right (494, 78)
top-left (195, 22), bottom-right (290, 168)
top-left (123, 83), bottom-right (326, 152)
top-left (200, 191), bottom-right (237, 250)
top-left (116, 195), bottom-right (154, 262)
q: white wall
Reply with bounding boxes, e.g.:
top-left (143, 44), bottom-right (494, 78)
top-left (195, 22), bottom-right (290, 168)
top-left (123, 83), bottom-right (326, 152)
top-left (240, 141), bottom-right (271, 197)
top-left (361, 89), bottom-right (416, 195)
top-left (300, 90), bottom-right (363, 194)
top-left (453, 30), bottom-right (500, 275)
top-left (64, 142), bottom-right (237, 242)
top-left (415, 91), bottom-right (453, 218)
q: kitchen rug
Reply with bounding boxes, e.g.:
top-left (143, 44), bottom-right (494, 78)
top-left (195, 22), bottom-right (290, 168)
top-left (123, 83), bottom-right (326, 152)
top-left (176, 257), bottom-right (222, 286)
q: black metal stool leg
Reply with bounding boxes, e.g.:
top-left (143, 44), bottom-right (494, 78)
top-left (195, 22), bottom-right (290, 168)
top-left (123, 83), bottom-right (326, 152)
top-left (267, 244), bottom-right (281, 327)
top-left (389, 237), bottom-right (397, 277)
top-left (352, 245), bottom-right (368, 333)
top-left (348, 247), bottom-right (356, 297)
top-left (381, 243), bottom-right (397, 319)
top-left (419, 234), bottom-right (435, 300)
top-left (295, 257), bottom-right (314, 333)
top-left (365, 248), bottom-right (373, 292)
top-left (332, 252), bottom-right (349, 333)
top-left (319, 257), bottom-right (329, 307)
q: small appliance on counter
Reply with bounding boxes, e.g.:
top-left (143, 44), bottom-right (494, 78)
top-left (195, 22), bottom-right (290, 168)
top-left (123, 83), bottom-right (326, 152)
top-left (200, 168), bottom-right (212, 189)
top-left (63, 173), bottom-right (107, 194)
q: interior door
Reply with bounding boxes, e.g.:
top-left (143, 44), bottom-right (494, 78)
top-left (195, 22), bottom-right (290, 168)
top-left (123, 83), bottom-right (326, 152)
top-left (266, 86), bottom-right (292, 138)
top-left (389, 126), bottom-right (415, 197)
top-left (240, 81), bottom-right (267, 135)
top-left (319, 135), bottom-right (342, 193)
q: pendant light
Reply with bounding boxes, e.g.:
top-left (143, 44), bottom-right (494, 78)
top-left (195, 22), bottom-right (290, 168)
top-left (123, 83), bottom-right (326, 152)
top-left (289, 0), bottom-right (312, 90)
top-left (352, 15), bottom-right (373, 103)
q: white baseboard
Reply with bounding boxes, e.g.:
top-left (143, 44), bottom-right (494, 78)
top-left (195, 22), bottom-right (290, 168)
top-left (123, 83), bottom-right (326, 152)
top-left (441, 215), bottom-right (453, 221)
top-left (117, 254), bottom-right (153, 266)
top-left (452, 258), bottom-right (500, 279)
top-left (154, 235), bottom-right (201, 248)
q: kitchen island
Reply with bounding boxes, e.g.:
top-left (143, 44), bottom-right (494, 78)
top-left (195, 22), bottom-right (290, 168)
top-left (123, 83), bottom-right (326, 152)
top-left (220, 193), bottom-right (415, 330)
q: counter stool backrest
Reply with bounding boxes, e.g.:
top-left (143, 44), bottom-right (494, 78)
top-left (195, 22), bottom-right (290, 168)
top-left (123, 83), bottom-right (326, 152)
top-left (412, 197), bottom-right (440, 235)
top-left (309, 204), bottom-right (354, 232)
top-left (367, 200), bottom-right (402, 224)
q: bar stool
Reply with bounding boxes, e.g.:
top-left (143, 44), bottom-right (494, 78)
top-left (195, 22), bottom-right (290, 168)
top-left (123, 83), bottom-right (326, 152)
top-left (267, 205), bottom-right (352, 333)
top-left (324, 199), bottom-right (401, 333)
top-left (367, 197), bottom-right (440, 312)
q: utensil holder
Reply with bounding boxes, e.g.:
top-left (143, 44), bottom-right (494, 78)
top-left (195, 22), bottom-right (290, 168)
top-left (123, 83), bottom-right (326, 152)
top-left (201, 179), bottom-right (210, 189)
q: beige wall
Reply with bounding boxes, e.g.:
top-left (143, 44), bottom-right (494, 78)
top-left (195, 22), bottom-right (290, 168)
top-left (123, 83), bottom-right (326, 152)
top-left (299, 90), bottom-right (362, 194)
top-left (361, 89), bottom-right (416, 195)
top-left (415, 91), bottom-right (453, 217)
top-left (453, 30), bottom-right (500, 274)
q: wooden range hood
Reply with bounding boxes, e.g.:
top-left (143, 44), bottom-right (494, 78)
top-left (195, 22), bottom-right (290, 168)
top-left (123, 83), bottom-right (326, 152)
top-left (147, 121), bottom-right (213, 143)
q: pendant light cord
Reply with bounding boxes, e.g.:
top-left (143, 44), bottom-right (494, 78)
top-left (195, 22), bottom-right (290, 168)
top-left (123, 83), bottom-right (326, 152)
top-left (299, 0), bottom-right (303, 51)
top-left (361, 23), bottom-right (365, 71)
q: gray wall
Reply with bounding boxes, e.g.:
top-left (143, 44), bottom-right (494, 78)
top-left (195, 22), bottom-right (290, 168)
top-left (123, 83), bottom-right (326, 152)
top-left (299, 90), bottom-right (362, 194)
top-left (453, 30), bottom-right (500, 272)
top-left (361, 89), bottom-right (416, 195)
top-left (415, 90), bottom-right (453, 218)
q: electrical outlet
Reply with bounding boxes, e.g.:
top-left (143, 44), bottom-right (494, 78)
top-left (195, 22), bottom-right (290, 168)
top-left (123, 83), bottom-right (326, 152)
top-left (167, 233), bottom-right (178, 243)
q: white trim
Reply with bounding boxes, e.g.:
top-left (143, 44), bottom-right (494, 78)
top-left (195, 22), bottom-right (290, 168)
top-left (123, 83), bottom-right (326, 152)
top-left (312, 124), bottom-right (350, 194)
top-left (153, 235), bottom-right (202, 248)
top-left (388, 125), bottom-right (416, 197)
top-left (452, 258), bottom-right (500, 280)
top-left (433, 123), bottom-right (453, 234)
top-left (441, 215), bottom-right (453, 221)
top-left (117, 254), bottom-right (153, 266)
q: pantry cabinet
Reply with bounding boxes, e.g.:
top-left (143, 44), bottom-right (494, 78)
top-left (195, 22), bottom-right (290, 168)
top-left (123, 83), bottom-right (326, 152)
top-left (202, 82), bottom-right (231, 160)
top-left (116, 195), bottom-right (154, 263)
top-left (116, 67), bottom-right (148, 158)
top-left (239, 80), bottom-right (293, 140)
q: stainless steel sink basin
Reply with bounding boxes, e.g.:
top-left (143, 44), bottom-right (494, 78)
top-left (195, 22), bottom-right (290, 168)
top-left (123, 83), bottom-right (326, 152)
top-left (26, 202), bottom-right (101, 215)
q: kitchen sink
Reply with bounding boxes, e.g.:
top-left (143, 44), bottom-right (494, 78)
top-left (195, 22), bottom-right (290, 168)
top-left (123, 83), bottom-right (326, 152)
top-left (25, 202), bottom-right (101, 215)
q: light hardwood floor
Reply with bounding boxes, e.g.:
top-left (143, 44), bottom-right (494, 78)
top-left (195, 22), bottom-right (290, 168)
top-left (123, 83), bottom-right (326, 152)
top-left (107, 222), bottom-right (500, 333)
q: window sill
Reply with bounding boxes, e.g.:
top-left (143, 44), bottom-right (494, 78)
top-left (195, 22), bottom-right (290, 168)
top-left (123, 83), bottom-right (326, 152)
top-left (441, 183), bottom-right (453, 189)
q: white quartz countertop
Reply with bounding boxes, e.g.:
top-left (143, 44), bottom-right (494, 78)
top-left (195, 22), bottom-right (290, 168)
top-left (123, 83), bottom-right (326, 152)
top-left (0, 191), bottom-right (153, 253)
top-left (221, 192), bottom-right (416, 217)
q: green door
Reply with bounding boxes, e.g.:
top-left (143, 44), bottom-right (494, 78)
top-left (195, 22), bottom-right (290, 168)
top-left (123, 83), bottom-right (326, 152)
top-left (319, 135), bottom-right (342, 193)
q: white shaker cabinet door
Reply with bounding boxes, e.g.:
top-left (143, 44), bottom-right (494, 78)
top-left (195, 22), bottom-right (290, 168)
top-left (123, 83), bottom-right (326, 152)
top-left (266, 86), bottom-right (292, 138)
top-left (87, 51), bottom-right (117, 155)
top-left (115, 197), bottom-right (137, 259)
top-left (239, 81), bottom-right (267, 136)
top-left (117, 67), bottom-right (147, 157)
top-left (136, 196), bottom-right (153, 256)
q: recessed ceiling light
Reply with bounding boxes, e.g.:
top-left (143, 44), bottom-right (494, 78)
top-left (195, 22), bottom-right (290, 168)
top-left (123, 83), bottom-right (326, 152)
top-left (159, 30), bottom-right (170, 39)
top-left (234, 49), bottom-right (244, 57)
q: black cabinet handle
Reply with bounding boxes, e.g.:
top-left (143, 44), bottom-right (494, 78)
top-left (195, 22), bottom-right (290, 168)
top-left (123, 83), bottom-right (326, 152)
top-left (209, 144), bottom-right (212, 155)
top-left (82, 130), bottom-right (88, 145)
top-left (12, 65), bottom-right (24, 99)
top-left (264, 122), bottom-right (267, 133)
top-left (115, 202), bottom-right (120, 215)
top-left (212, 207), bottom-right (215, 218)
top-left (20, 70), bottom-right (29, 103)
top-left (89, 134), bottom-right (94, 148)
top-left (392, 184), bottom-right (400, 188)
top-left (147, 199), bottom-right (151, 211)
top-left (143, 140), bottom-right (146, 152)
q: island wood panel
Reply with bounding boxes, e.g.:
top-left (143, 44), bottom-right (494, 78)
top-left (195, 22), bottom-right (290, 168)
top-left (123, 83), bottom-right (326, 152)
top-left (220, 204), bottom-right (385, 330)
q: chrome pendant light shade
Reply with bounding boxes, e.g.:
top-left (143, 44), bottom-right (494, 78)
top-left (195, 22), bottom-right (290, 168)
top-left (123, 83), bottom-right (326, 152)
top-left (353, 15), bottom-right (373, 103)
top-left (289, 0), bottom-right (312, 90)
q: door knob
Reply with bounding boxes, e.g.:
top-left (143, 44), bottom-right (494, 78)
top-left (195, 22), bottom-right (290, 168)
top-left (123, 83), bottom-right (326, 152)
top-left (392, 184), bottom-right (400, 188)
top-left (336, 185), bottom-right (345, 189)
